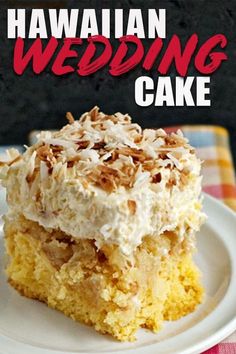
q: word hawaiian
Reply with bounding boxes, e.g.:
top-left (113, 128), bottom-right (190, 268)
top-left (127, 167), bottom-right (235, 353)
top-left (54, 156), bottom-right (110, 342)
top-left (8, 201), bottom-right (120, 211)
top-left (7, 9), bottom-right (166, 39)
top-left (135, 76), bottom-right (210, 106)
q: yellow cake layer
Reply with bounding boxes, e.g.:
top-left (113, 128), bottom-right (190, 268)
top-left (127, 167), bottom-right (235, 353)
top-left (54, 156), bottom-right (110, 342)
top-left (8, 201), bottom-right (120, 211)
top-left (4, 215), bottom-right (203, 341)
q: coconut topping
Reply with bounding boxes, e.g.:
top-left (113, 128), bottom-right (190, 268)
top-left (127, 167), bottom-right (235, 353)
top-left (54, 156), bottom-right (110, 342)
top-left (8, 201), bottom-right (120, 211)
top-left (1, 106), bottom-right (198, 193)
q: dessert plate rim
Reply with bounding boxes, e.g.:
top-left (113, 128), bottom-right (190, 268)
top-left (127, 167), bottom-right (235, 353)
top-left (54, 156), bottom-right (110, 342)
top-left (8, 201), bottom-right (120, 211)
top-left (0, 191), bottom-right (235, 354)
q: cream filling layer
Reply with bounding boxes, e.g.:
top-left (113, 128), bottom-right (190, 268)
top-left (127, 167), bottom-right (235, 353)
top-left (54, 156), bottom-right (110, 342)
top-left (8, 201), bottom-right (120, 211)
top-left (5, 164), bottom-right (204, 255)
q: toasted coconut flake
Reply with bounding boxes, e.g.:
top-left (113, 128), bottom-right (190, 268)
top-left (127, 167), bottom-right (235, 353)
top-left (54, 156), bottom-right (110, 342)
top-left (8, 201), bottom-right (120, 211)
top-left (67, 161), bottom-right (75, 168)
top-left (152, 173), bottom-right (162, 183)
top-left (26, 167), bottom-right (39, 184)
top-left (134, 135), bottom-right (143, 144)
top-left (143, 160), bottom-right (156, 171)
top-left (37, 144), bottom-right (53, 162)
top-left (100, 152), bottom-right (112, 162)
top-left (76, 140), bottom-right (90, 149)
top-left (66, 112), bottom-right (75, 124)
top-left (51, 145), bottom-right (63, 157)
top-left (109, 150), bottom-right (119, 162)
top-left (180, 172), bottom-right (189, 186)
top-left (90, 106), bottom-right (99, 121)
top-left (98, 165), bottom-right (119, 177)
top-left (87, 165), bottom-right (121, 192)
top-left (7, 155), bottom-right (22, 166)
top-left (81, 179), bottom-right (89, 189)
top-left (0, 149), bottom-right (22, 167)
top-left (99, 174), bottom-right (117, 193)
top-left (116, 147), bottom-right (146, 163)
top-left (93, 141), bottom-right (106, 149)
top-left (166, 177), bottom-right (177, 188)
top-left (67, 155), bottom-right (81, 164)
top-left (127, 200), bottom-right (136, 215)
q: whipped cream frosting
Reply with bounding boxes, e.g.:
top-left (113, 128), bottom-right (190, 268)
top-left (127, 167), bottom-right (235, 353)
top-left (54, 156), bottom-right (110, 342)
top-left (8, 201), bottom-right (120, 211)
top-left (0, 107), bottom-right (205, 255)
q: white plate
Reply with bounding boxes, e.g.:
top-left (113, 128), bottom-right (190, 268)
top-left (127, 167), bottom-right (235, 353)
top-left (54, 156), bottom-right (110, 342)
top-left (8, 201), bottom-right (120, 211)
top-left (0, 189), bottom-right (236, 354)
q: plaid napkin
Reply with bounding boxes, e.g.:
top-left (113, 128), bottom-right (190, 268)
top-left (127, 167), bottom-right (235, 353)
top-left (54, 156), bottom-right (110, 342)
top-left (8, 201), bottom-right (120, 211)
top-left (166, 125), bottom-right (236, 353)
top-left (165, 125), bottom-right (236, 212)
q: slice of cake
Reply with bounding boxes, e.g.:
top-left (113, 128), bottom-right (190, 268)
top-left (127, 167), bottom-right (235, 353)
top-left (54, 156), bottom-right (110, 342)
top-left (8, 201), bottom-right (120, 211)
top-left (0, 107), bottom-right (205, 341)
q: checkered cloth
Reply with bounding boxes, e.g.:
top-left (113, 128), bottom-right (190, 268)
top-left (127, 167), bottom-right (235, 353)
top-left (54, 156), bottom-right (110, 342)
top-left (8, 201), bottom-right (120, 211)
top-left (1, 125), bottom-right (236, 352)
top-left (165, 125), bottom-right (236, 353)
top-left (165, 125), bottom-right (236, 212)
